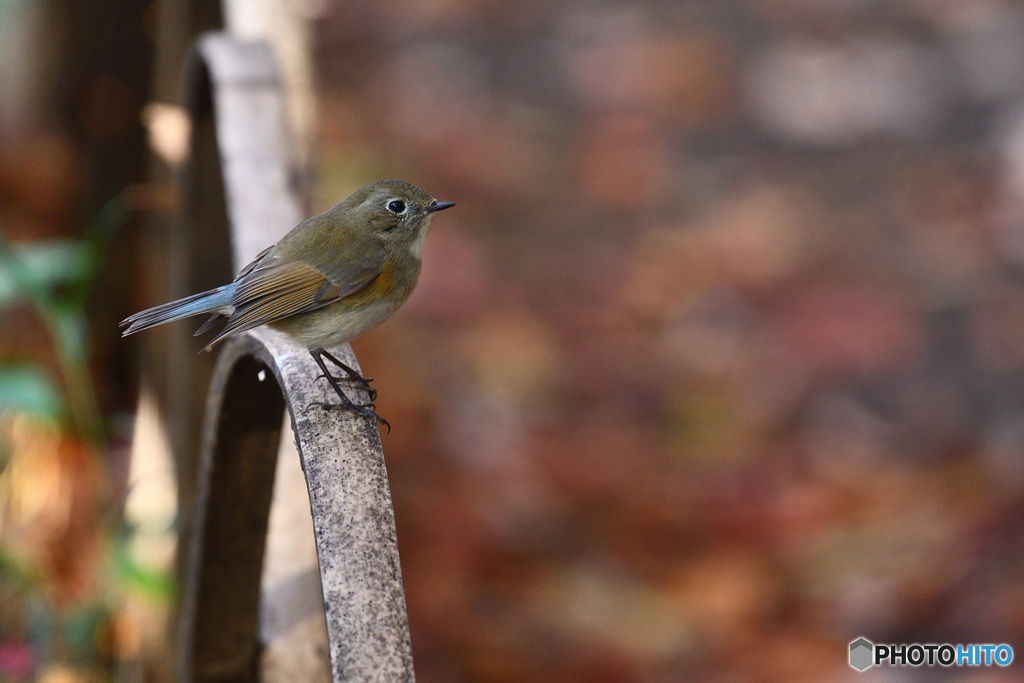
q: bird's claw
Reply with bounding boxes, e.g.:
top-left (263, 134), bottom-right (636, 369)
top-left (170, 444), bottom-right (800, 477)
top-left (310, 348), bottom-right (389, 432)
top-left (314, 372), bottom-right (378, 401)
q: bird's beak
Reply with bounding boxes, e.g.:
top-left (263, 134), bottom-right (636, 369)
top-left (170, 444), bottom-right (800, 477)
top-left (426, 200), bottom-right (455, 213)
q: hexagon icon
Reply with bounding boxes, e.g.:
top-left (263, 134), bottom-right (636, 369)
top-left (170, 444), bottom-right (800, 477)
top-left (849, 637), bottom-right (874, 671)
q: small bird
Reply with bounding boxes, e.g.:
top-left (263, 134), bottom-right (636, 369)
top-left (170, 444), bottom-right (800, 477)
top-left (121, 179), bottom-right (454, 429)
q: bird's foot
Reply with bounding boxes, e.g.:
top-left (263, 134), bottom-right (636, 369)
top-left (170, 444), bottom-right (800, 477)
top-left (317, 349), bottom-right (378, 401)
top-left (314, 372), bottom-right (377, 401)
top-left (309, 347), bottom-right (389, 432)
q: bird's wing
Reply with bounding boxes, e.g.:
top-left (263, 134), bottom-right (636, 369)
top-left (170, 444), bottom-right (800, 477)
top-left (235, 244), bottom-right (275, 280)
top-left (203, 254), bottom-right (381, 349)
top-left (192, 244), bottom-right (279, 338)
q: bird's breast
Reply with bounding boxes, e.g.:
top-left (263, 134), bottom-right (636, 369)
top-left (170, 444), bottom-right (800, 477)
top-left (271, 254), bottom-right (420, 349)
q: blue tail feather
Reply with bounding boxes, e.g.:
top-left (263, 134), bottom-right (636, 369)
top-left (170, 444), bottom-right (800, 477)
top-left (120, 283), bottom-right (235, 336)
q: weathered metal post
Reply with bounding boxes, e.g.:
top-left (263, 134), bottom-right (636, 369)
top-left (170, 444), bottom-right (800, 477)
top-left (174, 34), bottom-right (414, 682)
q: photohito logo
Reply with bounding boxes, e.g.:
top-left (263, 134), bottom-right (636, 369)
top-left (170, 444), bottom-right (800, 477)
top-left (849, 637), bottom-right (1014, 671)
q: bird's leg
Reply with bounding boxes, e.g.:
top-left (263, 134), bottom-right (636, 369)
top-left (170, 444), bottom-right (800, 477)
top-left (307, 348), bottom-right (389, 432)
top-left (319, 349), bottom-right (377, 401)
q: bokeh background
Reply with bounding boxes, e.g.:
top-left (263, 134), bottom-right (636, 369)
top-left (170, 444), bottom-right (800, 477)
top-left (3, 0), bottom-right (1024, 681)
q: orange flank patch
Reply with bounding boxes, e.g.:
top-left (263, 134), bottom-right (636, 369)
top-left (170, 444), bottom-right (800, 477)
top-left (341, 259), bottom-right (394, 309)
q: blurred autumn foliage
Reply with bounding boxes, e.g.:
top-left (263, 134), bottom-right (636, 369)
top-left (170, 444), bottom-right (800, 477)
top-left (313, 1), bottom-right (1024, 681)
top-left (0, 1), bottom-right (161, 680)
top-left (3, 0), bottom-right (1024, 681)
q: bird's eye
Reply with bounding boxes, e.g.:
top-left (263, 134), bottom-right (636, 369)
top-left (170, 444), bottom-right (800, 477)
top-left (386, 199), bottom-right (407, 214)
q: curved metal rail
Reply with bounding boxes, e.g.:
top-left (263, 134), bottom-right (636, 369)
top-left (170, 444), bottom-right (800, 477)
top-left (174, 33), bottom-right (413, 682)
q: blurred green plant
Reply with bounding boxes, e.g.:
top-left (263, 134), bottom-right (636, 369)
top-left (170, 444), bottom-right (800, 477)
top-left (0, 194), bottom-right (129, 443)
top-left (0, 190), bottom-right (175, 680)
